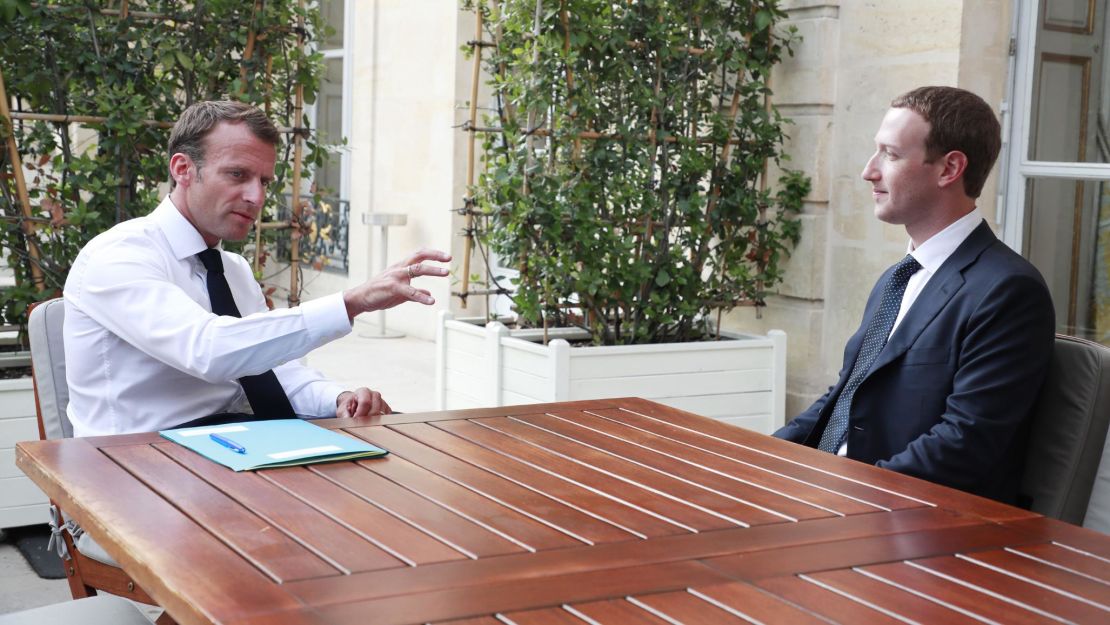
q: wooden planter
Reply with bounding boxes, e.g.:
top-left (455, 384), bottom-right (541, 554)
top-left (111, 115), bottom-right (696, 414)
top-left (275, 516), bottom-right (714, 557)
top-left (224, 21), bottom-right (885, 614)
top-left (0, 375), bottom-right (48, 529)
top-left (435, 312), bottom-right (786, 434)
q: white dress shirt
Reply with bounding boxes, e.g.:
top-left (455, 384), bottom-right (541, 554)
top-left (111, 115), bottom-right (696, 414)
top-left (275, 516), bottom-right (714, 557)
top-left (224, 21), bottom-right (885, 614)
top-left (64, 197), bottom-right (351, 436)
top-left (838, 208), bottom-right (983, 456)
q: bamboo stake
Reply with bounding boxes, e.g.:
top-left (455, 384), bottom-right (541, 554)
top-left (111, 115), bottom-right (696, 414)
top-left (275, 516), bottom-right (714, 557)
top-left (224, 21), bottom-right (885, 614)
top-left (465, 124), bottom-right (745, 145)
top-left (31, 3), bottom-right (173, 20)
top-left (7, 112), bottom-right (299, 134)
top-left (239, 0), bottom-right (262, 96)
top-left (0, 67), bottom-right (46, 292)
top-left (560, 2), bottom-right (581, 161)
top-left (460, 2), bottom-right (485, 310)
top-left (492, 1), bottom-right (516, 126)
top-left (522, 0), bottom-right (542, 197)
top-left (9, 112), bottom-right (174, 128)
top-left (288, 0), bottom-right (307, 306)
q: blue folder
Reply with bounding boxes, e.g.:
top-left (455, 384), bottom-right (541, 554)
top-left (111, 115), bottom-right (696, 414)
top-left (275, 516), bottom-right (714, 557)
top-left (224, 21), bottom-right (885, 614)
top-left (160, 419), bottom-right (387, 471)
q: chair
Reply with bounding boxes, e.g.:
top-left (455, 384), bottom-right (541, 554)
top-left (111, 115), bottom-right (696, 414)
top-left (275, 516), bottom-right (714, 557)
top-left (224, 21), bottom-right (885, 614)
top-left (0, 595), bottom-right (151, 625)
top-left (27, 299), bottom-right (176, 625)
top-left (1021, 333), bottom-right (1110, 531)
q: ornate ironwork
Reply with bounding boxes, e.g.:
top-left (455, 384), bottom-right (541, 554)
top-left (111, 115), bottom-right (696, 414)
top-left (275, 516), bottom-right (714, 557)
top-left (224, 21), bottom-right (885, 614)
top-left (274, 195), bottom-right (349, 274)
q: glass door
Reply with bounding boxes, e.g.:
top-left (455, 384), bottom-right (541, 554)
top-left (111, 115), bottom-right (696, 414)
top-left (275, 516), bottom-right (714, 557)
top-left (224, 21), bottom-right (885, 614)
top-left (1006, 0), bottom-right (1110, 344)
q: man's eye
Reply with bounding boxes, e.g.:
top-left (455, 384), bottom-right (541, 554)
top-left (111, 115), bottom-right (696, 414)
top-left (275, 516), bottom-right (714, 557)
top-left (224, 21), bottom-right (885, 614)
top-left (229, 170), bottom-right (243, 178)
top-left (260, 179), bottom-right (272, 188)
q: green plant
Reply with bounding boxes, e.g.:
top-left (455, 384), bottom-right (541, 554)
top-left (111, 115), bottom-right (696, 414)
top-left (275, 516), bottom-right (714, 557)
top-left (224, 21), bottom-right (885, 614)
top-left (0, 0), bottom-right (331, 338)
top-left (464, 0), bottom-right (809, 345)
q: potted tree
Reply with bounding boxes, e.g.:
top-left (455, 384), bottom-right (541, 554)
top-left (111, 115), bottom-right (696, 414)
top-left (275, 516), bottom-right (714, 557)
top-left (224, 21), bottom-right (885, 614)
top-left (439, 0), bottom-right (809, 433)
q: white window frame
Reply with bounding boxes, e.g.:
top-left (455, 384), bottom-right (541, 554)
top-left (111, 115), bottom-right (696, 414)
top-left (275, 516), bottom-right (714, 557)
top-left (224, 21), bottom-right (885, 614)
top-left (1002, 0), bottom-right (1110, 252)
top-left (306, 0), bottom-right (353, 201)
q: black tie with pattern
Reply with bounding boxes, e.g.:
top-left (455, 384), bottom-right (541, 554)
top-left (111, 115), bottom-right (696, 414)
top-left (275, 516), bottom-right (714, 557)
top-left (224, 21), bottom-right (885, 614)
top-left (818, 254), bottom-right (922, 453)
top-left (197, 248), bottom-right (296, 420)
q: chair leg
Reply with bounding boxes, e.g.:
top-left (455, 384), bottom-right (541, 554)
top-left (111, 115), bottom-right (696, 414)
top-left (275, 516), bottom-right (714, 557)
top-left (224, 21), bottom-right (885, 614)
top-left (59, 530), bottom-right (97, 599)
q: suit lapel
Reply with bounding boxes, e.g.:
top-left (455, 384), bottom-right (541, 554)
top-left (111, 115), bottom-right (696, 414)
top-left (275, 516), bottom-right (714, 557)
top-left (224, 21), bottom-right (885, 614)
top-left (866, 221), bottom-right (996, 374)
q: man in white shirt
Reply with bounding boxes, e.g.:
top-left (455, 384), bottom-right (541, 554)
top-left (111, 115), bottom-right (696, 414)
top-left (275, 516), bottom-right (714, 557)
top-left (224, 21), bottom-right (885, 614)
top-left (63, 100), bottom-right (450, 436)
top-left (773, 86), bottom-right (1055, 504)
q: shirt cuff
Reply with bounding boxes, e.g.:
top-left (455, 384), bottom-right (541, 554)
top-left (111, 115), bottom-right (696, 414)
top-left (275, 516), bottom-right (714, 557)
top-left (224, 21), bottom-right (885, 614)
top-left (300, 292), bottom-right (352, 344)
top-left (318, 382), bottom-right (348, 417)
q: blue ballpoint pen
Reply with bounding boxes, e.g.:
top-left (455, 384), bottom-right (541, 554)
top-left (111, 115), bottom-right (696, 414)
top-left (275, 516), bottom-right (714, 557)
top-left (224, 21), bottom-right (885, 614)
top-left (210, 433), bottom-right (247, 454)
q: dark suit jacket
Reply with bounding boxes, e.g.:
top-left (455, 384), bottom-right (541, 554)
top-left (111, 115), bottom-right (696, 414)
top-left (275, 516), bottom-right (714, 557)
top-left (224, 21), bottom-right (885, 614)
top-left (774, 221), bottom-right (1055, 504)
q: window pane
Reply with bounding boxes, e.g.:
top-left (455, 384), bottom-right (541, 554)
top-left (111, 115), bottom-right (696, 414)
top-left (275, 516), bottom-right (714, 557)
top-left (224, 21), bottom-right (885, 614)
top-left (321, 0), bottom-right (344, 49)
top-left (1028, 0), bottom-right (1109, 163)
top-left (315, 57), bottom-right (344, 196)
top-left (1024, 176), bottom-right (1110, 344)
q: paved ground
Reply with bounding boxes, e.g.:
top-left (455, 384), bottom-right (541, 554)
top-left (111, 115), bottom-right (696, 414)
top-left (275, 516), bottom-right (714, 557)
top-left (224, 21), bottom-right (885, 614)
top-left (0, 323), bottom-right (436, 618)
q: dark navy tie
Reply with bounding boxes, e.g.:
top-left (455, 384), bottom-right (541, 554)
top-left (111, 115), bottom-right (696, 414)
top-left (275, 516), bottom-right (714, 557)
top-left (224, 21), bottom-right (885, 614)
top-left (818, 254), bottom-right (922, 453)
top-left (197, 248), bottom-right (296, 420)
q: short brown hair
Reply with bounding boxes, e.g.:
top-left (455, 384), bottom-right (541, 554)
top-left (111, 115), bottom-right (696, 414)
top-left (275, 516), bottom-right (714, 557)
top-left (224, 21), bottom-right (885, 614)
top-left (167, 100), bottom-right (280, 189)
top-left (890, 86), bottom-right (1001, 198)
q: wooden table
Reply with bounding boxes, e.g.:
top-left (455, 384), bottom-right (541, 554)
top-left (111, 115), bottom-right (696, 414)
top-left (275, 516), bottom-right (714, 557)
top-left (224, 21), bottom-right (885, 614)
top-left (16, 398), bottom-right (1110, 624)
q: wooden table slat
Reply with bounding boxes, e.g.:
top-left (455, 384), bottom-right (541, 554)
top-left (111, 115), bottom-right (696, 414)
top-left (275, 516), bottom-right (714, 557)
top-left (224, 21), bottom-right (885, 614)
top-left (560, 409), bottom-right (885, 517)
top-left (314, 560), bottom-right (732, 625)
top-left (858, 561), bottom-right (1060, 625)
top-left (564, 599), bottom-right (674, 625)
top-left (701, 520), bottom-right (1035, 581)
top-left (435, 418), bottom-right (715, 532)
top-left (587, 407), bottom-right (925, 512)
top-left (103, 444), bottom-right (338, 582)
top-left (309, 461), bottom-right (526, 558)
top-left (433, 618), bottom-right (506, 625)
top-left (259, 466), bottom-right (468, 566)
top-left (959, 549), bottom-right (1110, 608)
top-left (361, 425), bottom-right (638, 545)
top-left (1001, 516), bottom-right (1110, 559)
top-left (803, 568), bottom-right (987, 624)
top-left (156, 442), bottom-right (405, 573)
top-left (1008, 542), bottom-right (1110, 584)
top-left (392, 421), bottom-right (686, 539)
top-left (687, 581), bottom-right (832, 624)
top-left (911, 555), bottom-right (1110, 623)
top-left (533, 411), bottom-right (839, 522)
top-left (629, 589), bottom-right (750, 624)
top-left (352, 448), bottom-right (584, 552)
top-left (476, 416), bottom-right (763, 528)
top-left (754, 576), bottom-right (905, 624)
top-left (497, 607), bottom-right (590, 625)
top-left (611, 398), bottom-right (1039, 522)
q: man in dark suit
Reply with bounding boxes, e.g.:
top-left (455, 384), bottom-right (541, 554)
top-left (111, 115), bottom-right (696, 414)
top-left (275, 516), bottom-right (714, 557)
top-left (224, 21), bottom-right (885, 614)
top-left (773, 86), bottom-right (1055, 504)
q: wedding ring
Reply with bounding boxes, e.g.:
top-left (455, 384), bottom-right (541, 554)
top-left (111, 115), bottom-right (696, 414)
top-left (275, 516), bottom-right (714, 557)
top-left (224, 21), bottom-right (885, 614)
top-left (407, 265), bottom-right (416, 279)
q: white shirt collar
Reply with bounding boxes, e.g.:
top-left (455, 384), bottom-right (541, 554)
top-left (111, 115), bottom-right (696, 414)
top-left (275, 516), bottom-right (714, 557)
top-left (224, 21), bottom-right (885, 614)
top-left (152, 195), bottom-right (211, 261)
top-left (907, 208), bottom-right (983, 274)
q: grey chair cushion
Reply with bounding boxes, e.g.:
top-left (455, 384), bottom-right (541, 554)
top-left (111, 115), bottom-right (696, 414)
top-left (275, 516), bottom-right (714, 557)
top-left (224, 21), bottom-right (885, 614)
top-left (1022, 335), bottom-right (1110, 525)
top-left (75, 530), bottom-right (120, 567)
top-left (0, 595), bottom-right (151, 625)
top-left (28, 298), bottom-right (72, 440)
top-left (1082, 431), bottom-right (1110, 533)
top-left (31, 299), bottom-right (121, 564)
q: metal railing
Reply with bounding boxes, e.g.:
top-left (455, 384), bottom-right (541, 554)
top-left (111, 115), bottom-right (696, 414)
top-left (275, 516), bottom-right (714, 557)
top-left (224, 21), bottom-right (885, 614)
top-left (273, 195), bottom-right (349, 274)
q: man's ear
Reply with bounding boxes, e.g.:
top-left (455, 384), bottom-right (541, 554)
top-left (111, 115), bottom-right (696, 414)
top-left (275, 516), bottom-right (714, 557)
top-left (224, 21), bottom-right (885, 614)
top-left (937, 150), bottom-right (968, 190)
top-left (169, 153), bottom-right (194, 188)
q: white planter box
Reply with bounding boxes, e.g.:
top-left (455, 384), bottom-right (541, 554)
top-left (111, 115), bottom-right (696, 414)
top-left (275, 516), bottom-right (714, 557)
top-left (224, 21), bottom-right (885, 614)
top-left (435, 312), bottom-right (786, 434)
top-left (0, 377), bottom-right (49, 529)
